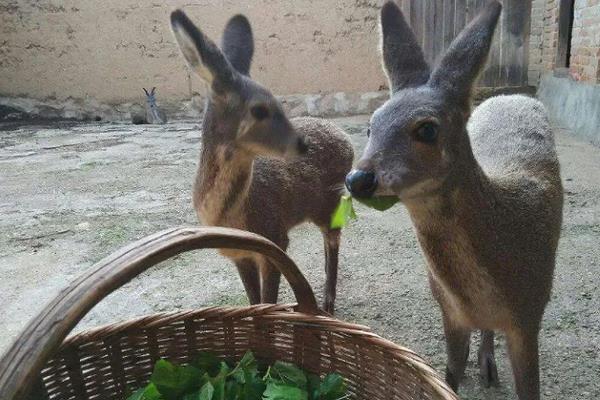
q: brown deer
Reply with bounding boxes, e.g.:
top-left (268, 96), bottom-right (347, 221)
top-left (345, 2), bottom-right (563, 399)
top-left (170, 11), bottom-right (353, 313)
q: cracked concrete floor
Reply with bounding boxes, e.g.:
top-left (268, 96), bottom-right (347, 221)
top-left (1, 116), bottom-right (599, 399)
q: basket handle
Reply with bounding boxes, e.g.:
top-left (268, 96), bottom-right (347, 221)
top-left (0, 226), bottom-right (320, 400)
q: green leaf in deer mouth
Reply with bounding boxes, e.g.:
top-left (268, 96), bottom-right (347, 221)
top-left (354, 195), bottom-right (399, 211)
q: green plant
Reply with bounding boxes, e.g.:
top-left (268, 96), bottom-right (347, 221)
top-left (330, 195), bottom-right (399, 229)
top-left (126, 351), bottom-right (347, 400)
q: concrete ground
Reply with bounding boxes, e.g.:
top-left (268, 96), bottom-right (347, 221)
top-left (1, 116), bottom-right (599, 399)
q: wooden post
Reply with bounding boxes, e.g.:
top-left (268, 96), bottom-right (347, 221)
top-left (556, 0), bottom-right (575, 69)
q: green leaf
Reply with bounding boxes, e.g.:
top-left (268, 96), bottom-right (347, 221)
top-left (150, 359), bottom-right (202, 400)
top-left (224, 381), bottom-right (239, 400)
top-left (226, 352), bottom-right (265, 400)
top-left (243, 376), bottom-right (266, 400)
top-left (306, 373), bottom-right (321, 400)
top-left (128, 353), bottom-right (347, 400)
top-left (330, 195), bottom-right (357, 229)
top-left (126, 383), bottom-right (162, 400)
top-left (193, 353), bottom-right (222, 377)
top-left (318, 374), bottom-right (346, 400)
top-left (182, 392), bottom-right (198, 400)
top-left (354, 195), bottom-right (399, 211)
top-left (269, 362), bottom-right (307, 389)
top-left (238, 351), bottom-right (256, 368)
top-left (208, 363), bottom-right (230, 400)
top-left (199, 382), bottom-right (215, 400)
top-left (263, 383), bottom-right (308, 400)
top-left (211, 378), bottom-right (225, 400)
top-left (144, 383), bottom-right (163, 400)
top-left (182, 381), bottom-right (214, 400)
top-left (127, 388), bottom-right (146, 400)
top-left (229, 351), bottom-right (258, 383)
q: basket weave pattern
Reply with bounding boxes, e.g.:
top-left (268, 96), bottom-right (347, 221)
top-left (0, 227), bottom-right (458, 400)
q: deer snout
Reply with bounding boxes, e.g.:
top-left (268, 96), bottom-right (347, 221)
top-left (345, 169), bottom-right (377, 198)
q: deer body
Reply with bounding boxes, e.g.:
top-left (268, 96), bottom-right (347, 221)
top-left (143, 87), bottom-right (167, 124)
top-left (413, 95), bottom-right (562, 333)
top-left (346, 2), bottom-right (563, 399)
top-left (194, 116), bottom-right (353, 262)
top-left (171, 11), bottom-right (353, 312)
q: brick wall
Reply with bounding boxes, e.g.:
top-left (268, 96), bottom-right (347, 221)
top-left (529, 0), bottom-right (600, 85)
top-left (543, 0), bottom-right (561, 72)
top-left (529, 0), bottom-right (560, 85)
top-left (529, 0), bottom-right (546, 84)
top-left (570, 0), bottom-right (600, 82)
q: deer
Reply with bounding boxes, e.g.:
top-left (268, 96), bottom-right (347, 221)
top-left (143, 87), bottom-right (168, 124)
top-left (169, 10), bottom-right (353, 314)
top-left (345, 2), bottom-right (563, 399)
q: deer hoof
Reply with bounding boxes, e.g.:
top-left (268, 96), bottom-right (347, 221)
top-left (445, 367), bottom-right (460, 392)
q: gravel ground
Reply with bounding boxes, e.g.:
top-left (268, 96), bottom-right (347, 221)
top-left (0, 116), bottom-right (599, 399)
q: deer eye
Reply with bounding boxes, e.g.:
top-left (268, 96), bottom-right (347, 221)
top-left (366, 126), bottom-right (371, 138)
top-left (415, 122), bottom-right (439, 144)
top-left (250, 105), bottom-right (270, 121)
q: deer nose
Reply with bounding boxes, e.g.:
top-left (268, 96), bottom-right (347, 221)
top-left (345, 169), bottom-right (377, 198)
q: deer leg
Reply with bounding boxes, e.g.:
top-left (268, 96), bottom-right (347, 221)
top-left (478, 330), bottom-right (499, 387)
top-left (442, 314), bottom-right (471, 392)
top-left (260, 260), bottom-right (281, 304)
top-left (260, 235), bottom-right (289, 304)
top-left (322, 228), bottom-right (341, 314)
top-left (235, 258), bottom-right (260, 305)
top-left (507, 327), bottom-right (540, 400)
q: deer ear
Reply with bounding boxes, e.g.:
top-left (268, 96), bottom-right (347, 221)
top-left (143, 88), bottom-right (149, 96)
top-left (151, 87), bottom-right (156, 95)
top-left (428, 1), bottom-right (502, 104)
top-left (222, 14), bottom-right (254, 76)
top-left (380, 1), bottom-right (430, 93)
top-left (170, 9), bottom-right (236, 90)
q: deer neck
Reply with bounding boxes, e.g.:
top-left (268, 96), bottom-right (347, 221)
top-left (404, 144), bottom-right (494, 240)
top-left (403, 146), bottom-right (506, 324)
top-left (194, 106), bottom-right (254, 227)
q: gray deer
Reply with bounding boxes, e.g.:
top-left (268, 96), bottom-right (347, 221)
top-left (345, 2), bottom-right (563, 399)
top-left (143, 87), bottom-right (168, 124)
top-left (170, 11), bottom-right (353, 313)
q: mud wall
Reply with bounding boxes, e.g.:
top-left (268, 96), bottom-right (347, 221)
top-left (0, 0), bottom-right (386, 106)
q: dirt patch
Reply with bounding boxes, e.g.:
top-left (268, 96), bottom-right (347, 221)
top-left (0, 117), bottom-right (599, 399)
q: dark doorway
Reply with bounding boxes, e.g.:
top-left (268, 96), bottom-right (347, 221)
top-left (556, 0), bottom-right (576, 68)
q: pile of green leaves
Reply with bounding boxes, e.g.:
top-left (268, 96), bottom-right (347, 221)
top-left (127, 351), bottom-right (347, 400)
top-left (330, 194), bottom-right (399, 229)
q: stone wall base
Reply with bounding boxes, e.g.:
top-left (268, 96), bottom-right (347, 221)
top-left (538, 74), bottom-right (600, 146)
top-left (0, 87), bottom-right (535, 123)
top-left (0, 91), bottom-right (391, 123)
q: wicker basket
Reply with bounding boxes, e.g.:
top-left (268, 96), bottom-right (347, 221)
top-left (0, 227), bottom-right (458, 400)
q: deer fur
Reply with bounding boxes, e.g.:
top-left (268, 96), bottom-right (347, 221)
top-left (346, 2), bottom-right (563, 399)
top-left (170, 11), bottom-right (353, 313)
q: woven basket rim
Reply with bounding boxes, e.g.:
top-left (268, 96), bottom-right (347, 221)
top-left (55, 303), bottom-right (457, 400)
top-left (61, 303), bottom-right (373, 348)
